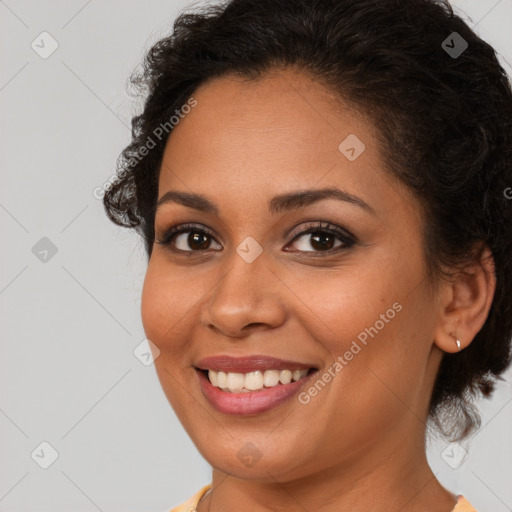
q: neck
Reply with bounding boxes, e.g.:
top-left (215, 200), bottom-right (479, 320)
top-left (197, 423), bottom-right (457, 512)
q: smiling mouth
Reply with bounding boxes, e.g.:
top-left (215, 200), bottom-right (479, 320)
top-left (197, 368), bottom-right (317, 393)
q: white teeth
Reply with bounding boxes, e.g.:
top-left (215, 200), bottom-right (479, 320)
top-left (263, 369), bottom-right (280, 387)
top-left (279, 369), bottom-right (292, 384)
top-left (217, 371), bottom-right (227, 388)
top-left (206, 368), bottom-right (310, 392)
top-left (208, 370), bottom-right (218, 387)
top-left (292, 370), bottom-right (304, 382)
top-left (244, 371), bottom-right (263, 390)
top-left (226, 372), bottom-right (245, 392)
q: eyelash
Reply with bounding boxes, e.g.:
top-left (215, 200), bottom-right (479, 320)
top-left (155, 221), bottom-right (356, 255)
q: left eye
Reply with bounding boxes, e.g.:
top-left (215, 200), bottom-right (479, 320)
top-left (289, 230), bottom-right (345, 252)
top-left (284, 222), bottom-right (356, 253)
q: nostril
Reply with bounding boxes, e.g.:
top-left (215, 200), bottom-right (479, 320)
top-left (244, 322), bottom-right (266, 330)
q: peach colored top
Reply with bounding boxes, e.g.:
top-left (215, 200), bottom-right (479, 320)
top-left (169, 484), bottom-right (478, 511)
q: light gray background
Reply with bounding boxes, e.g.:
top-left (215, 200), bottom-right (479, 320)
top-left (1, 1), bottom-right (511, 511)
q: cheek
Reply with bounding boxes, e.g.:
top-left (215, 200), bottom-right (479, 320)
top-left (321, 290), bottom-right (436, 439)
top-left (279, 261), bottom-right (398, 353)
top-left (140, 261), bottom-right (198, 411)
top-left (140, 260), bottom-right (194, 353)
top-left (290, 252), bottom-right (430, 410)
top-left (141, 264), bottom-right (166, 344)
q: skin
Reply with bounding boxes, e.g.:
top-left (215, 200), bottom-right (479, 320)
top-left (140, 67), bottom-right (496, 512)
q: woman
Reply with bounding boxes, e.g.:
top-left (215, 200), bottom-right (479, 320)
top-left (102, 0), bottom-right (512, 510)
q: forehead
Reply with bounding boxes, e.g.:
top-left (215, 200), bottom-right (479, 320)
top-left (157, 67), bottom-right (413, 218)
top-left (165, 67), bottom-right (369, 150)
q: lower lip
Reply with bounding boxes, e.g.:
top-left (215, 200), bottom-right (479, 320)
top-left (196, 369), bottom-right (317, 415)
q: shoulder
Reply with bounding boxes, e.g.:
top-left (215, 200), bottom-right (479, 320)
top-left (452, 495), bottom-right (478, 512)
top-left (168, 484), bottom-right (212, 512)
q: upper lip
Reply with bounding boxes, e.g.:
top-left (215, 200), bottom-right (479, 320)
top-left (195, 355), bottom-right (317, 373)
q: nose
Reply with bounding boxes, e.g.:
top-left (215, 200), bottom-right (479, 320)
top-left (200, 256), bottom-right (287, 338)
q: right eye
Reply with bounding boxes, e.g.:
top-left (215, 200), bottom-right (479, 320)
top-left (155, 223), bottom-right (223, 253)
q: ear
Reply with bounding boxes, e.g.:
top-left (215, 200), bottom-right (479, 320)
top-left (433, 245), bottom-right (496, 353)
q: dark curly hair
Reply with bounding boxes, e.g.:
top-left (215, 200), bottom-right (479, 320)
top-left (103, 0), bottom-right (512, 441)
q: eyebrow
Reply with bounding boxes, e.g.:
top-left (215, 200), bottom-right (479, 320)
top-left (156, 186), bottom-right (376, 215)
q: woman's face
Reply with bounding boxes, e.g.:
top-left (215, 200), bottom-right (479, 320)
top-left (141, 68), bottom-right (445, 481)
